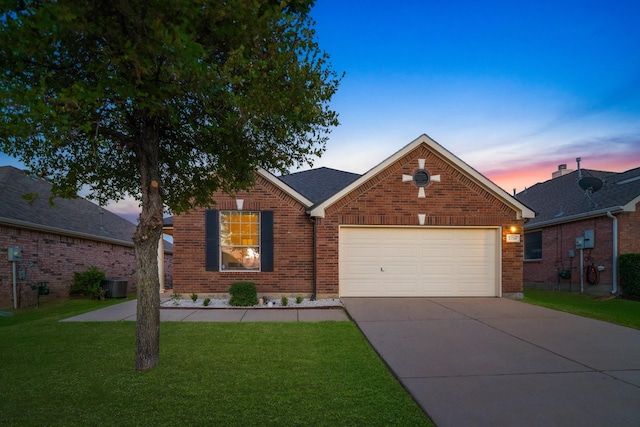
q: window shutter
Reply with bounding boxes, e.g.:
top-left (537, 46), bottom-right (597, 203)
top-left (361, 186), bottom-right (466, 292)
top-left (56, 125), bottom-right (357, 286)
top-left (261, 211), bottom-right (274, 272)
top-left (205, 210), bottom-right (219, 271)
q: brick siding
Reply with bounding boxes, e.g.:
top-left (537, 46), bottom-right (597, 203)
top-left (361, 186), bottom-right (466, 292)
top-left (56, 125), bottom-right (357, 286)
top-left (523, 208), bottom-right (640, 294)
top-left (0, 224), bottom-right (173, 308)
top-left (173, 145), bottom-right (526, 297)
top-left (317, 146), bottom-right (524, 296)
top-left (172, 174), bottom-right (315, 297)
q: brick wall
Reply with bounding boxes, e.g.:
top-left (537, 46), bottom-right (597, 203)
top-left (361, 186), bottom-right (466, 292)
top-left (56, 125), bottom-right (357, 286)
top-left (172, 145), bottom-right (527, 298)
top-left (0, 224), bottom-right (138, 308)
top-left (522, 213), bottom-right (638, 294)
top-left (172, 174), bottom-right (314, 297)
top-left (524, 216), bottom-right (613, 293)
top-left (317, 146), bottom-right (524, 296)
top-left (619, 208), bottom-right (640, 255)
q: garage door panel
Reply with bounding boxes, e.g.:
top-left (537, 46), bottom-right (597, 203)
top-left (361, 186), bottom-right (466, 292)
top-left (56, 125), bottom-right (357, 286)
top-left (340, 227), bottom-right (499, 297)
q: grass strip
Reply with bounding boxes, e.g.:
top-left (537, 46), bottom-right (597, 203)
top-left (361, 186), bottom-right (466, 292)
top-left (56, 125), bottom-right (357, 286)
top-left (523, 290), bottom-right (640, 330)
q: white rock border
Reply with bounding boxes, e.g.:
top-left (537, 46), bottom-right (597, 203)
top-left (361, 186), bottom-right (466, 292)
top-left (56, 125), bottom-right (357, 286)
top-left (161, 297), bottom-right (343, 309)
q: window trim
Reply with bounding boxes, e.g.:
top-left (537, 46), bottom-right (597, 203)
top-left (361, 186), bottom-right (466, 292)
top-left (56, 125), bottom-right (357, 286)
top-left (204, 209), bottom-right (274, 273)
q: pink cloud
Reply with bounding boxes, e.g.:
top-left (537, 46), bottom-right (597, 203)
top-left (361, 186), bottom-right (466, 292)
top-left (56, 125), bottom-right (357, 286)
top-left (483, 150), bottom-right (640, 194)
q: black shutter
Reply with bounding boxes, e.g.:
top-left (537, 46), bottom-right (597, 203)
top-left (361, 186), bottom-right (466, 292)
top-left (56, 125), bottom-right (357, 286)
top-left (205, 210), bottom-right (219, 271)
top-left (261, 211), bottom-right (274, 272)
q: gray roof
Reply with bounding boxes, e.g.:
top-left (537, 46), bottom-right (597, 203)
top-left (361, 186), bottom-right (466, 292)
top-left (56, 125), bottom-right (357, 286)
top-left (0, 166), bottom-right (136, 244)
top-left (516, 167), bottom-right (640, 228)
top-left (278, 167), bottom-right (361, 204)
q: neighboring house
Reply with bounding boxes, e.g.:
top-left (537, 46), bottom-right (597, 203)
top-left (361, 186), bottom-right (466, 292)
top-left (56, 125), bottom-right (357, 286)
top-left (172, 135), bottom-right (535, 299)
top-left (516, 163), bottom-right (640, 295)
top-left (0, 166), bottom-right (173, 308)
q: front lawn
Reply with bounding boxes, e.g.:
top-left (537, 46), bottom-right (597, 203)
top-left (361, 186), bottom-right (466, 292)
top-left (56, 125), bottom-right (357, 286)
top-left (523, 290), bottom-right (640, 330)
top-left (0, 299), bottom-right (433, 426)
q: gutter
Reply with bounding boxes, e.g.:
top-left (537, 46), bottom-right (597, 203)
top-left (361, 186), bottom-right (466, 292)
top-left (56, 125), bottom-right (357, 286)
top-left (607, 211), bottom-right (618, 295)
top-left (308, 216), bottom-right (317, 301)
top-left (0, 217), bottom-right (135, 248)
top-left (524, 206), bottom-right (625, 230)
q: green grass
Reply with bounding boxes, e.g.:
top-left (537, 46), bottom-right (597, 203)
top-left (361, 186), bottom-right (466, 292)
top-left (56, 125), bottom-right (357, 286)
top-left (523, 290), bottom-right (640, 330)
top-left (0, 299), bottom-right (433, 426)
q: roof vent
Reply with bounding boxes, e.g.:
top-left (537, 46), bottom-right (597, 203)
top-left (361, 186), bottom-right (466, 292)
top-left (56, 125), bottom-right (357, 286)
top-left (576, 157), bottom-right (582, 179)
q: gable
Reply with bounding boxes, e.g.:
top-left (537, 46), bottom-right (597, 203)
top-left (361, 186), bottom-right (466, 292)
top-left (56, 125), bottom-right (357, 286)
top-left (309, 134), bottom-right (535, 220)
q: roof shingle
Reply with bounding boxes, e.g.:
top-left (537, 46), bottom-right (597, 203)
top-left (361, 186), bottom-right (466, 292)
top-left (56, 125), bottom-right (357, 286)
top-left (278, 167), bottom-right (361, 204)
top-left (0, 166), bottom-right (136, 244)
top-left (516, 167), bottom-right (640, 227)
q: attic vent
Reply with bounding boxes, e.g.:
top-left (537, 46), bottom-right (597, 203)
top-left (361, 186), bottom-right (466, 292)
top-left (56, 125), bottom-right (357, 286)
top-left (413, 170), bottom-right (430, 187)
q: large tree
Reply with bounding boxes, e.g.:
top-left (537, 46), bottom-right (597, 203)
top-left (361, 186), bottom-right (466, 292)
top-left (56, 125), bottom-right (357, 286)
top-left (0, 0), bottom-right (340, 370)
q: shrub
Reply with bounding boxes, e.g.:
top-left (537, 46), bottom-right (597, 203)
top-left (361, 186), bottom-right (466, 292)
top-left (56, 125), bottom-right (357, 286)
top-left (619, 253), bottom-right (640, 300)
top-left (229, 282), bottom-right (258, 307)
top-left (296, 296), bottom-right (303, 304)
top-left (191, 293), bottom-right (198, 302)
top-left (281, 296), bottom-right (289, 306)
top-left (69, 266), bottom-right (106, 299)
top-left (203, 298), bottom-right (211, 307)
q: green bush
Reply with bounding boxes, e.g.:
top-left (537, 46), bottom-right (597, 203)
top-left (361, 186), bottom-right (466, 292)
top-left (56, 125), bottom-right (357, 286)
top-left (69, 266), bottom-right (107, 300)
top-left (229, 282), bottom-right (258, 307)
top-left (619, 253), bottom-right (640, 300)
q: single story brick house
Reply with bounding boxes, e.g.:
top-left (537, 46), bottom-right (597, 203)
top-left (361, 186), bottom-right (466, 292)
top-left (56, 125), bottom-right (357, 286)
top-left (516, 162), bottom-right (640, 295)
top-left (0, 166), bottom-right (173, 308)
top-left (172, 135), bottom-right (534, 299)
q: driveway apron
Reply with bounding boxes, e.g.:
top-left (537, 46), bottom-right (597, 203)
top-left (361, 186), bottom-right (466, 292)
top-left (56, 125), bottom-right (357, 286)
top-left (342, 297), bottom-right (640, 427)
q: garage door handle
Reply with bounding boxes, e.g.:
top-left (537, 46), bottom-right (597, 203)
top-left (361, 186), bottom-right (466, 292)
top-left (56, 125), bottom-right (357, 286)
top-left (380, 267), bottom-right (384, 272)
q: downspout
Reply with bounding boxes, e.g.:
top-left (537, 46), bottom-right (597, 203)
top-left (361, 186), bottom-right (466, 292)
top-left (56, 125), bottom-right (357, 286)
top-left (309, 217), bottom-right (317, 301)
top-left (606, 211), bottom-right (618, 294)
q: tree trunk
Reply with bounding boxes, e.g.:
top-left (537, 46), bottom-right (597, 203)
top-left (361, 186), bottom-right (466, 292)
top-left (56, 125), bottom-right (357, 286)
top-left (134, 229), bottom-right (161, 370)
top-left (133, 128), bottom-right (164, 371)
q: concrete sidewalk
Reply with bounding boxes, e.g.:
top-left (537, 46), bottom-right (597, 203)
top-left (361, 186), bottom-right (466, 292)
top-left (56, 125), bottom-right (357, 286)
top-left (342, 297), bottom-right (640, 427)
top-left (60, 299), bottom-right (349, 322)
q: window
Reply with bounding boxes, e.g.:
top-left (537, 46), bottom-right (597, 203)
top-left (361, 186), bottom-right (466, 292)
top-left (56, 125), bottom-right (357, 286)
top-left (205, 209), bottom-right (273, 272)
top-left (220, 211), bottom-right (261, 271)
top-left (524, 230), bottom-right (542, 260)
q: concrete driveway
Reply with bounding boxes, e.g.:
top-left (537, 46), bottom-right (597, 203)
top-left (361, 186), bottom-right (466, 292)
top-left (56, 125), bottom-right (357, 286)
top-left (342, 297), bottom-right (640, 427)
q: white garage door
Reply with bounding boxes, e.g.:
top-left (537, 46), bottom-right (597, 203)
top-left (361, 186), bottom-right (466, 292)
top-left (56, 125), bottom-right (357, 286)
top-left (339, 227), bottom-right (500, 297)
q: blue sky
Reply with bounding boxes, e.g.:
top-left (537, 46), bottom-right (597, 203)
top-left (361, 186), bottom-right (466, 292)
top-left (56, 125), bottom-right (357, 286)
top-left (301, 0), bottom-right (640, 192)
top-left (2, 0), bottom-right (640, 221)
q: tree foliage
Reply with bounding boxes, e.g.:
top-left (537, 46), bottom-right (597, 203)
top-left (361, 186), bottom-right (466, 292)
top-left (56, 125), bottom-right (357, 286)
top-left (0, 0), bottom-right (339, 209)
top-left (0, 0), bottom-right (340, 369)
